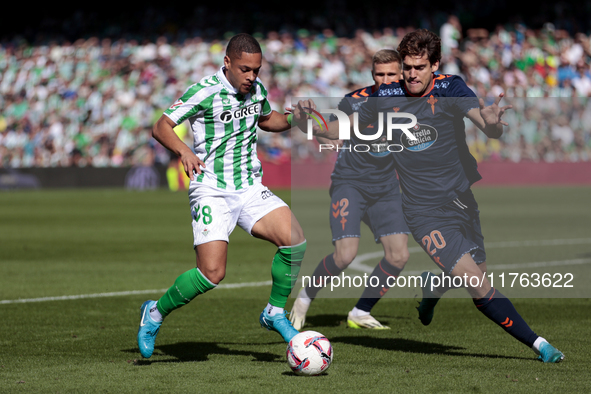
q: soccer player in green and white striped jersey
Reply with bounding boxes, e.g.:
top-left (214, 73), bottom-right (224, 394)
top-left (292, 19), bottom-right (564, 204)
top-left (162, 59), bottom-right (269, 191)
top-left (137, 34), bottom-right (307, 358)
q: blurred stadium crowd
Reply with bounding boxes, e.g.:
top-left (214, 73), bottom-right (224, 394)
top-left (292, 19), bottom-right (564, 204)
top-left (1, 3), bottom-right (591, 168)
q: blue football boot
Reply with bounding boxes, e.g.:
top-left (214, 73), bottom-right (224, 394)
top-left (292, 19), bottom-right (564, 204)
top-left (137, 300), bottom-right (162, 358)
top-left (260, 308), bottom-right (299, 343)
top-left (537, 341), bottom-right (565, 363)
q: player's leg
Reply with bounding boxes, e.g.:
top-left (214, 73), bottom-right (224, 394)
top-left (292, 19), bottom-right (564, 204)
top-left (303, 237), bottom-right (359, 299)
top-left (348, 233), bottom-right (409, 329)
top-left (418, 265), bottom-right (471, 326)
top-left (251, 206), bottom-right (307, 309)
top-left (422, 206), bottom-right (488, 298)
top-left (156, 241), bottom-right (226, 318)
top-left (451, 253), bottom-right (564, 362)
top-left (290, 237), bottom-right (359, 329)
top-left (421, 269), bottom-right (467, 297)
top-left (137, 188), bottom-right (233, 358)
top-left (252, 207), bottom-right (306, 342)
top-left (244, 187), bottom-right (306, 342)
top-left (349, 187), bottom-right (410, 329)
top-left (297, 184), bottom-right (365, 296)
top-left (291, 184), bottom-right (365, 329)
top-left (417, 192), bottom-right (484, 325)
top-left (137, 242), bottom-right (227, 358)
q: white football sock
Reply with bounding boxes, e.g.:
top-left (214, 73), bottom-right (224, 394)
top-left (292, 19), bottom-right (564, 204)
top-left (532, 336), bottom-right (547, 355)
top-left (266, 303), bottom-right (284, 317)
top-left (298, 288), bottom-right (312, 305)
top-left (350, 307), bottom-right (370, 317)
top-left (149, 302), bottom-right (163, 322)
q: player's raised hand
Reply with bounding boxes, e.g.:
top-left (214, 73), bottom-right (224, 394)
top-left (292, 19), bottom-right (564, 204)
top-left (479, 93), bottom-right (512, 126)
top-left (292, 99), bottom-right (318, 133)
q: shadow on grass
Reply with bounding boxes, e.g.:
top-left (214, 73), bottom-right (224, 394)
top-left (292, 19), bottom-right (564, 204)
top-left (281, 371), bottom-right (330, 377)
top-left (303, 313), bottom-right (410, 329)
top-left (123, 342), bottom-right (284, 364)
top-left (331, 336), bottom-right (530, 360)
top-left (304, 314), bottom-right (346, 327)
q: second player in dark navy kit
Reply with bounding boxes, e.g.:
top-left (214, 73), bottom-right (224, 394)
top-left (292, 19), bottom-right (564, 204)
top-left (293, 29), bottom-right (564, 363)
top-left (291, 49), bottom-right (410, 330)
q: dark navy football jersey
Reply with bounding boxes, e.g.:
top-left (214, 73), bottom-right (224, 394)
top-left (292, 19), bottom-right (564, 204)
top-left (329, 85), bottom-right (399, 187)
top-left (358, 74), bottom-right (481, 210)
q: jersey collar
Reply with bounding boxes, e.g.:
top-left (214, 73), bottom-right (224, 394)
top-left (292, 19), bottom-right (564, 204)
top-left (217, 66), bottom-right (239, 95)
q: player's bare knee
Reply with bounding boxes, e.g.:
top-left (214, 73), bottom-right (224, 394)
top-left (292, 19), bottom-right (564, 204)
top-left (200, 266), bottom-right (226, 285)
top-left (333, 249), bottom-right (357, 269)
top-left (275, 232), bottom-right (305, 248)
top-left (290, 224), bottom-right (305, 246)
top-left (383, 249), bottom-right (409, 269)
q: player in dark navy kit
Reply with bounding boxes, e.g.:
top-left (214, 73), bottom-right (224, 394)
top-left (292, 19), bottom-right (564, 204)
top-left (294, 30), bottom-right (564, 363)
top-left (290, 50), bottom-right (411, 330)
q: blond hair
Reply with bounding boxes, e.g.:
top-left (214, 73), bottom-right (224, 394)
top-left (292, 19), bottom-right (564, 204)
top-left (372, 49), bottom-right (402, 72)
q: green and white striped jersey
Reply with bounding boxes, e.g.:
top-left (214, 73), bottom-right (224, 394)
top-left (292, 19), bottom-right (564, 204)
top-left (164, 67), bottom-right (272, 191)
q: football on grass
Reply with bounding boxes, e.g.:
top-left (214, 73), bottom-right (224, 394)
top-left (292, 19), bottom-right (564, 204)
top-left (286, 330), bottom-right (333, 375)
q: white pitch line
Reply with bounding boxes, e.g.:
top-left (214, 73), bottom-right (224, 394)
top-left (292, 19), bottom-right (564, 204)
top-left (2, 238), bottom-right (591, 305)
top-left (0, 280), bottom-right (272, 305)
top-left (395, 258), bottom-right (591, 278)
top-left (488, 258), bottom-right (591, 270)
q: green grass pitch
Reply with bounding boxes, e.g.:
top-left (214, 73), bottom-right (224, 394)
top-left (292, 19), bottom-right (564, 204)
top-left (0, 186), bottom-right (590, 393)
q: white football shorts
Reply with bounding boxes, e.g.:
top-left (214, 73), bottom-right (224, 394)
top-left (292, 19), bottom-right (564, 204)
top-left (189, 182), bottom-right (288, 247)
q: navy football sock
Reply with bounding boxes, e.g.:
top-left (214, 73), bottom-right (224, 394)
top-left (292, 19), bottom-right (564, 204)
top-left (304, 253), bottom-right (343, 299)
top-left (355, 258), bottom-right (402, 313)
top-left (474, 288), bottom-right (539, 347)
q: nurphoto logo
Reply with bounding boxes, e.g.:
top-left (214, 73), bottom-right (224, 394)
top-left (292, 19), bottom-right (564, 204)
top-left (303, 106), bottom-right (419, 153)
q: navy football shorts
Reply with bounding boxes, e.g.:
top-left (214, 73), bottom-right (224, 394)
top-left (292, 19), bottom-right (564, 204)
top-left (329, 182), bottom-right (410, 244)
top-left (403, 189), bottom-right (486, 274)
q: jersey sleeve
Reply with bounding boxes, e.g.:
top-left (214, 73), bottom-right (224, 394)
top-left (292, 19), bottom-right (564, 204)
top-left (164, 83), bottom-right (211, 125)
top-left (447, 76), bottom-right (479, 115)
top-left (254, 79), bottom-right (273, 117)
top-left (260, 97), bottom-right (273, 117)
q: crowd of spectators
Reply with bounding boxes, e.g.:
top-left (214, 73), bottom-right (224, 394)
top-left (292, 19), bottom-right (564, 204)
top-left (1, 16), bottom-right (591, 169)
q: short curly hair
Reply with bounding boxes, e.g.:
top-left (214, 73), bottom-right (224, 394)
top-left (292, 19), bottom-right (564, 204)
top-left (397, 29), bottom-right (442, 65)
top-left (226, 33), bottom-right (262, 59)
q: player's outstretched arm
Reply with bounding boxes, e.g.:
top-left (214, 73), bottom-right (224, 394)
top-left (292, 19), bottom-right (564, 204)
top-left (153, 115), bottom-right (205, 180)
top-left (466, 93), bottom-right (513, 139)
top-left (258, 110), bottom-right (291, 132)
